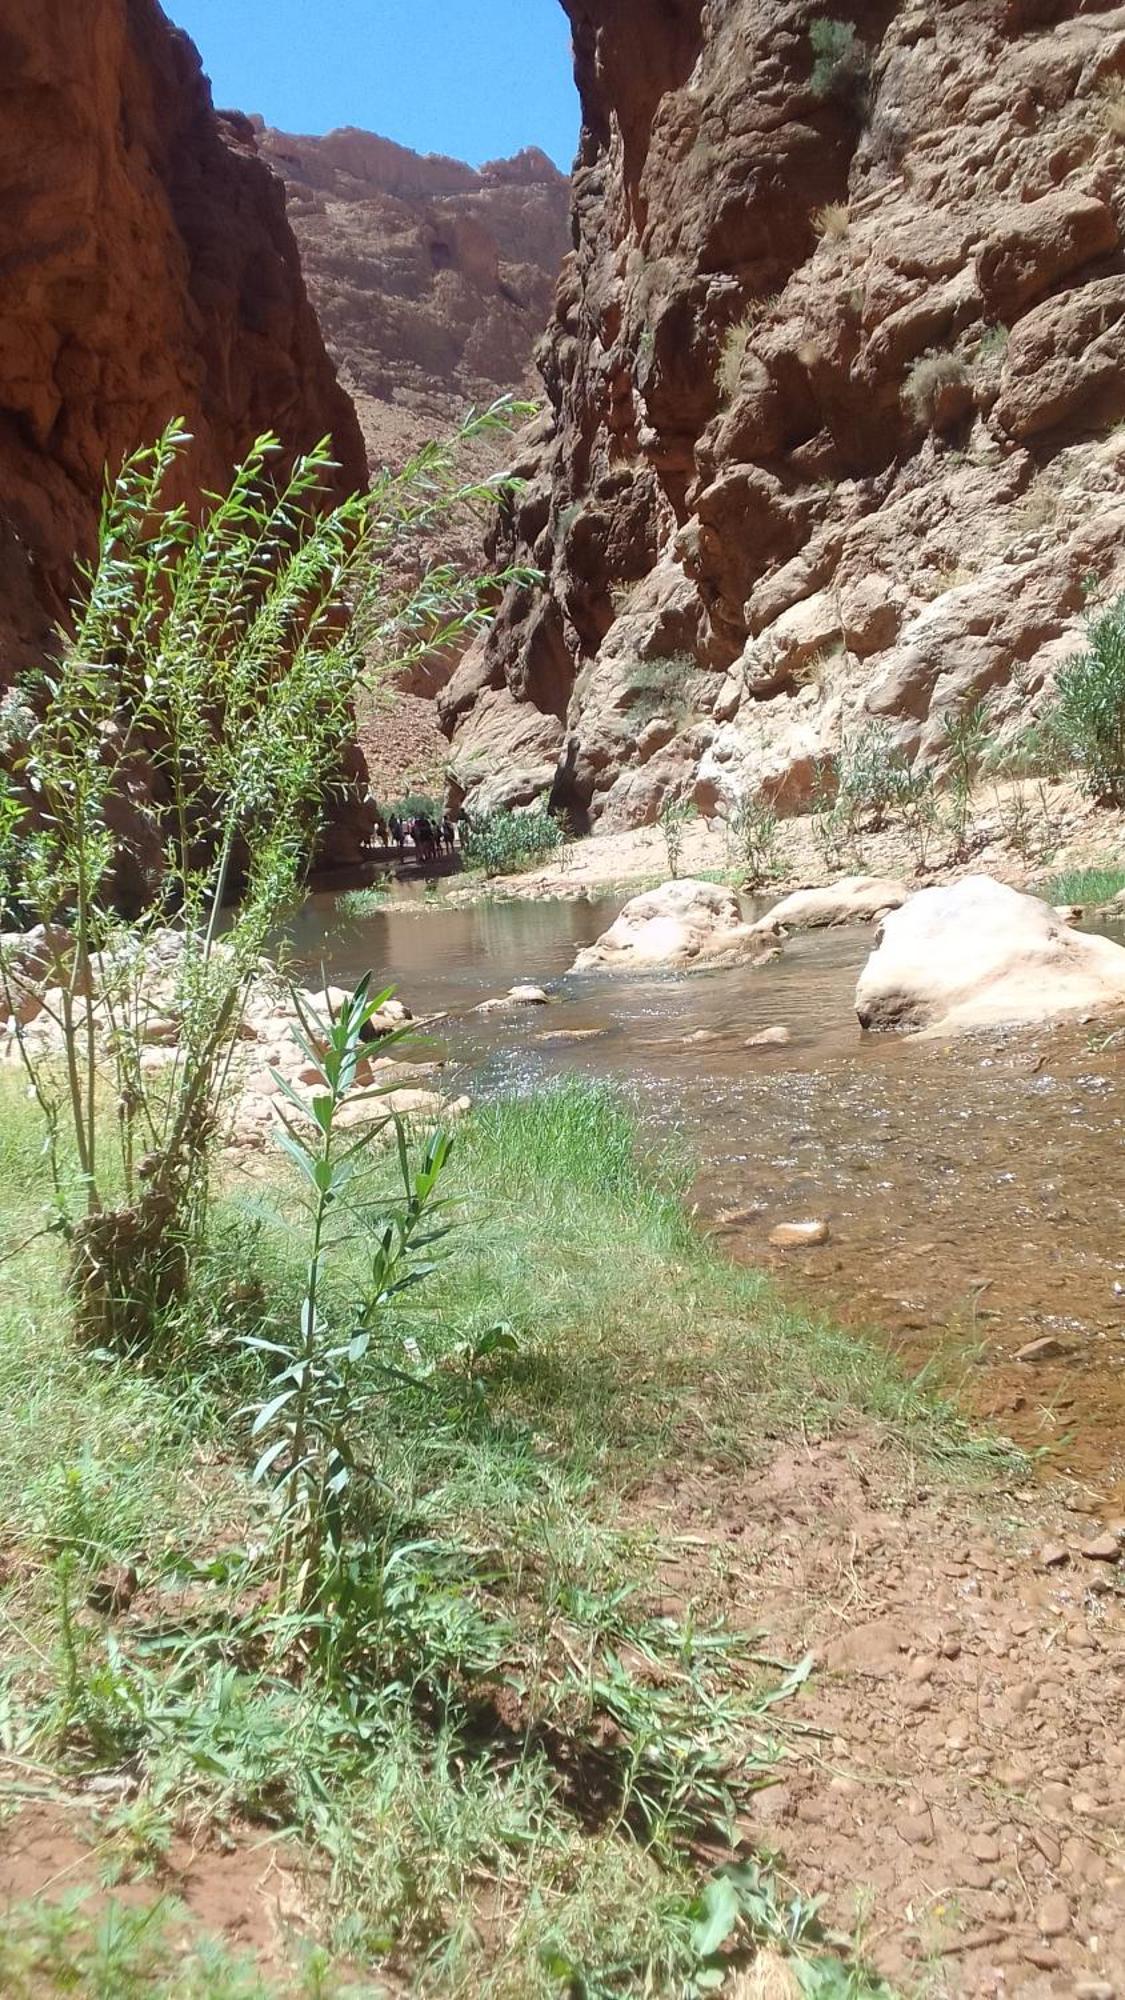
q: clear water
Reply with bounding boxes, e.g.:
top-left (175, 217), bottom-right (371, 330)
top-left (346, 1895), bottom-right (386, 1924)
top-left (289, 886), bottom-right (1125, 1508)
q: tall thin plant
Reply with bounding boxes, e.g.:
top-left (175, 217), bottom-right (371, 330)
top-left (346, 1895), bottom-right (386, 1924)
top-left (0, 408), bottom-right (528, 1349)
top-left (657, 798), bottom-right (695, 879)
top-left (249, 978), bottom-right (454, 1611)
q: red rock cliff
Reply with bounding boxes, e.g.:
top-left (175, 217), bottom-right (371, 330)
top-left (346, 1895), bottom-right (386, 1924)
top-left (256, 124), bottom-right (571, 466)
top-left (441, 0), bottom-right (1125, 825)
top-left (0, 0), bottom-right (367, 684)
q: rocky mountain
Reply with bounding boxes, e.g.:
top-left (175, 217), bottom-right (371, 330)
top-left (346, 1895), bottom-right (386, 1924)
top-left (255, 124), bottom-right (571, 467)
top-left (440, 0), bottom-right (1125, 828)
top-left (0, 0), bottom-right (367, 863)
top-left (0, 0), bottom-right (367, 670)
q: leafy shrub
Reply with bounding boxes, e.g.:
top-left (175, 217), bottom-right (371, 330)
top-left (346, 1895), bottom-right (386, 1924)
top-left (837, 721), bottom-right (913, 832)
top-left (809, 18), bottom-right (871, 107)
top-left (1048, 594), bottom-right (1125, 804)
top-left (0, 407), bottom-right (521, 1350)
top-left (461, 802), bottom-right (565, 877)
top-left (940, 698), bottom-right (990, 857)
top-left (337, 883), bottom-right (391, 919)
top-left (393, 792), bottom-right (440, 822)
top-left (904, 348), bottom-right (970, 426)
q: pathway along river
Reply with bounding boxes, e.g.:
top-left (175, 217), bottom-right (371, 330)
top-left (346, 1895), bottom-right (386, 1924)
top-left (290, 887), bottom-right (1125, 1513)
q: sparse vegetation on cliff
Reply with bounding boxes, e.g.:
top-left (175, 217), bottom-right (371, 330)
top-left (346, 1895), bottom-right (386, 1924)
top-left (808, 17), bottom-right (871, 107)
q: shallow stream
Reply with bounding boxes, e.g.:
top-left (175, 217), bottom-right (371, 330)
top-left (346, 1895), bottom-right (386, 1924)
top-left (290, 887), bottom-right (1125, 1510)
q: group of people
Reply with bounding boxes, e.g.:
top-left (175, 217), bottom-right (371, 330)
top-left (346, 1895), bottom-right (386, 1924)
top-left (370, 807), bottom-right (459, 866)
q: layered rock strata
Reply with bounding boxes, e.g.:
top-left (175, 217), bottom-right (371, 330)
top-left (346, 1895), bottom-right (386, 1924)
top-left (256, 125), bottom-right (571, 468)
top-left (441, 0), bottom-right (1125, 827)
top-left (0, 0), bottom-right (369, 865)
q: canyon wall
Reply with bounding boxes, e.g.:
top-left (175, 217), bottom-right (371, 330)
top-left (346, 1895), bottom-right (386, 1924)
top-left (441, 0), bottom-right (1125, 826)
top-left (256, 125), bottom-right (571, 467)
top-left (0, 0), bottom-right (366, 689)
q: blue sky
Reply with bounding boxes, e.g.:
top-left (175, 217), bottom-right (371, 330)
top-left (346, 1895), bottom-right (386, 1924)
top-left (166, 1), bottom-right (580, 170)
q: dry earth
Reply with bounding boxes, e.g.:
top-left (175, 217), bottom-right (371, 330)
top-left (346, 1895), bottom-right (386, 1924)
top-left (443, 780), bottom-right (1125, 909)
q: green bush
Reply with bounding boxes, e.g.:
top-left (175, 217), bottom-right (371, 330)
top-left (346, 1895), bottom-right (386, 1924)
top-left (393, 792), bottom-right (440, 822)
top-left (658, 797), bottom-right (696, 879)
top-left (809, 17), bottom-right (871, 106)
top-left (1047, 595), bottom-right (1125, 805)
top-left (461, 802), bottom-right (565, 877)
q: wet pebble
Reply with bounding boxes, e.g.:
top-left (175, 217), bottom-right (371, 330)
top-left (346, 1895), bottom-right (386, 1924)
top-left (769, 1218), bottom-right (831, 1248)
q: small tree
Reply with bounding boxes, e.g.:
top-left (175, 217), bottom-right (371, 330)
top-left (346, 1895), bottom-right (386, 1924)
top-left (724, 791), bottom-right (779, 888)
top-left (657, 798), bottom-right (695, 879)
top-left (1048, 595), bottom-right (1125, 805)
top-left (0, 408), bottom-right (528, 1350)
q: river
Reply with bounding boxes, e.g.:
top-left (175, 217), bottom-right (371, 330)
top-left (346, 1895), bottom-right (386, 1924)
top-left (289, 886), bottom-right (1125, 1511)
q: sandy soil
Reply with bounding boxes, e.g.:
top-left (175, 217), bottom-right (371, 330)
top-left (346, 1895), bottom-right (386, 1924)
top-left (644, 1438), bottom-right (1125, 1997)
top-left (444, 780), bottom-right (1123, 910)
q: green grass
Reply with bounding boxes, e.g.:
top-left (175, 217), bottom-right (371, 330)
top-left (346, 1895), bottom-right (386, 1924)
top-left (1033, 863), bottom-right (1125, 907)
top-left (0, 1076), bottom-right (1008, 1996)
top-left (336, 883), bottom-right (392, 919)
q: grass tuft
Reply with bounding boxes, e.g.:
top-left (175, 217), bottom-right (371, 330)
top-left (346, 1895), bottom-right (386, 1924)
top-left (1033, 863), bottom-right (1125, 907)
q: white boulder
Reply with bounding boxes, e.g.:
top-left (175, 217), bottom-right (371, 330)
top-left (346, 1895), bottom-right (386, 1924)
top-left (855, 875), bottom-right (1125, 1035)
top-left (572, 879), bottom-right (761, 972)
top-left (753, 876), bottom-right (909, 936)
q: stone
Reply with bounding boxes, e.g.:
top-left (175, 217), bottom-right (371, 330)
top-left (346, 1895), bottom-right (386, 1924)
top-left (1021, 1945), bottom-right (1060, 1971)
top-left (477, 983), bottom-right (551, 1011)
top-left (971, 1833), bottom-right (1001, 1864)
top-left (768, 1220), bottom-right (831, 1249)
top-left (1017, 1337), bottom-right (1069, 1363)
top-left (855, 878), bottom-right (1125, 1037)
top-left (1040, 1543), bottom-right (1069, 1568)
top-left (572, 879), bottom-right (762, 972)
top-left (745, 1024), bottom-right (791, 1047)
top-left (1080, 1533), bottom-right (1120, 1563)
top-left (753, 877), bottom-right (909, 937)
top-left (1035, 1892), bottom-right (1070, 1938)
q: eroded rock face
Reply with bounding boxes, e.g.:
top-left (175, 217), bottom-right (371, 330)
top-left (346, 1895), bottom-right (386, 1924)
top-left (0, 0), bottom-right (366, 690)
top-left (855, 875), bottom-right (1125, 1034)
top-left (257, 126), bottom-right (570, 471)
top-left (443, 0), bottom-right (1125, 828)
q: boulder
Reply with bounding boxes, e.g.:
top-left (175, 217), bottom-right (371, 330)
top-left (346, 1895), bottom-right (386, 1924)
top-left (753, 877), bottom-right (909, 936)
top-left (475, 983), bottom-right (551, 1011)
top-left (572, 879), bottom-right (760, 972)
top-left (855, 876), bottom-right (1125, 1035)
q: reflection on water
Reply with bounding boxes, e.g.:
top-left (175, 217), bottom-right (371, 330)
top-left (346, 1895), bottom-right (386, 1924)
top-left (291, 888), bottom-right (1125, 1507)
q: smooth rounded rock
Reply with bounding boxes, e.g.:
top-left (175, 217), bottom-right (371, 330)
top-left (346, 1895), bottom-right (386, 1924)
top-left (769, 1219), bottom-right (831, 1248)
